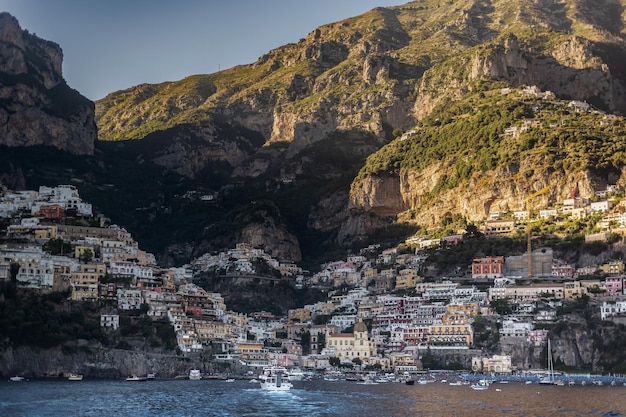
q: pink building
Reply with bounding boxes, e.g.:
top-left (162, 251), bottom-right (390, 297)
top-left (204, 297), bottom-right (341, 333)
top-left (527, 329), bottom-right (548, 345)
top-left (551, 262), bottom-right (575, 278)
top-left (605, 276), bottom-right (624, 296)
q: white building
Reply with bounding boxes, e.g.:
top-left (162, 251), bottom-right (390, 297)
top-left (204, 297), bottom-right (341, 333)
top-left (100, 314), bottom-right (120, 330)
top-left (500, 319), bottom-right (533, 338)
top-left (329, 314), bottom-right (357, 331)
top-left (600, 301), bottom-right (626, 320)
top-left (117, 288), bottom-right (143, 310)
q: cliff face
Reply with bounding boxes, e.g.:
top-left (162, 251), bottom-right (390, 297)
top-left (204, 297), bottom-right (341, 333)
top-left (87, 1), bottom-right (626, 260)
top-left (5, 2), bottom-right (626, 263)
top-left (344, 157), bottom-right (606, 241)
top-left (0, 344), bottom-right (223, 379)
top-left (0, 13), bottom-right (96, 155)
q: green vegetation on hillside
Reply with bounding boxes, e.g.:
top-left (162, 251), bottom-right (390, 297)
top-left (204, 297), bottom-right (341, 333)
top-left (357, 85), bottom-right (626, 193)
top-left (0, 282), bottom-right (176, 350)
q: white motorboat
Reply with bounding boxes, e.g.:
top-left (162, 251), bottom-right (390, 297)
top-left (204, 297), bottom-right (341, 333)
top-left (470, 380), bottom-right (490, 390)
top-left (286, 368), bottom-right (305, 381)
top-left (189, 369), bottom-right (202, 380)
top-left (67, 374), bottom-right (83, 381)
top-left (126, 375), bottom-right (147, 381)
top-left (9, 375), bottom-right (25, 382)
top-left (259, 366), bottom-right (293, 391)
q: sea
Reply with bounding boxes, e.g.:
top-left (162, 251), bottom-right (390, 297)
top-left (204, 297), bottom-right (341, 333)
top-left (1, 378), bottom-right (625, 417)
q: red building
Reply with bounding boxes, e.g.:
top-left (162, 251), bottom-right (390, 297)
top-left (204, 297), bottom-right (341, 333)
top-left (471, 256), bottom-right (504, 279)
top-left (38, 205), bottom-right (65, 219)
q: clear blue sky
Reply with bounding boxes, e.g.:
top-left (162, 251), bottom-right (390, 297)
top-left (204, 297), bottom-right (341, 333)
top-left (1, 0), bottom-right (407, 100)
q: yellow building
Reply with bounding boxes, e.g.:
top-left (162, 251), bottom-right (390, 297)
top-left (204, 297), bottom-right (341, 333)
top-left (70, 263), bottom-right (106, 301)
top-left (74, 245), bottom-right (96, 260)
top-left (288, 308), bottom-right (312, 323)
top-left (472, 355), bottom-right (512, 373)
top-left (442, 303), bottom-right (479, 325)
top-left (600, 261), bottom-right (625, 275)
top-left (427, 324), bottom-right (473, 346)
top-left (194, 319), bottom-right (231, 342)
top-left (564, 281), bottom-right (585, 299)
top-left (395, 269), bottom-right (420, 290)
top-left (362, 267), bottom-right (378, 286)
top-left (327, 320), bottom-right (375, 362)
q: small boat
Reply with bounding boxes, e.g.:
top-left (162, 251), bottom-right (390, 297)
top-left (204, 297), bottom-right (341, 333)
top-left (126, 375), bottom-right (147, 381)
top-left (259, 365), bottom-right (293, 391)
top-left (470, 380), bottom-right (490, 390)
top-left (449, 381), bottom-right (464, 386)
top-left (9, 375), bottom-right (25, 382)
top-left (67, 374), bottom-right (83, 381)
top-left (225, 378), bottom-right (235, 383)
top-left (146, 373), bottom-right (156, 380)
top-left (357, 379), bottom-right (379, 385)
top-left (286, 368), bottom-right (305, 381)
top-left (189, 369), bottom-right (202, 380)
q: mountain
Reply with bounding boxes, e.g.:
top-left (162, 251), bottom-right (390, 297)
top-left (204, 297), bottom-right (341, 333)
top-left (4, 1), bottom-right (626, 265)
top-left (0, 13), bottom-right (96, 155)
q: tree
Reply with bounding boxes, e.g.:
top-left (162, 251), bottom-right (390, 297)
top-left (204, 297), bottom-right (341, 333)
top-left (43, 238), bottom-right (71, 256)
top-left (352, 357), bottom-right (362, 366)
top-left (490, 298), bottom-right (512, 315)
top-left (79, 248), bottom-right (94, 263)
top-left (329, 356), bottom-right (341, 367)
top-left (300, 330), bottom-right (311, 354)
top-left (314, 314), bottom-right (331, 325)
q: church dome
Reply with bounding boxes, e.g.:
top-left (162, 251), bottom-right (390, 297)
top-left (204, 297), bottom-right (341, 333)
top-left (354, 320), bottom-right (367, 333)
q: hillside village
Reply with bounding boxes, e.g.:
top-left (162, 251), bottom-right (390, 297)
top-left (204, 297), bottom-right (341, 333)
top-left (2, 181), bottom-right (626, 376)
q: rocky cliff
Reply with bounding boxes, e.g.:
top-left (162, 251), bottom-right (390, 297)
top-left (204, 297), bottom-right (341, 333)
top-left (0, 13), bottom-right (96, 155)
top-left (4, 2), bottom-right (626, 264)
top-left (88, 1), bottom-right (626, 260)
top-left (0, 344), bottom-right (224, 379)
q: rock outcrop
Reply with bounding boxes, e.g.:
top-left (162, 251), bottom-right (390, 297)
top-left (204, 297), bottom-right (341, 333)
top-left (0, 13), bottom-right (96, 155)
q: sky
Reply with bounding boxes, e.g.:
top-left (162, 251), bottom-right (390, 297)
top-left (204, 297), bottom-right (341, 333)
top-left (1, 0), bottom-right (408, 100)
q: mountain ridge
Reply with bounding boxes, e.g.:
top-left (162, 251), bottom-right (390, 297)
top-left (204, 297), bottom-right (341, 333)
top-left (3, 1), bottom-right (626, 264)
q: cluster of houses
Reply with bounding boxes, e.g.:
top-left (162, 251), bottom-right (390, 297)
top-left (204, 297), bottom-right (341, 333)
top-left (3, 183), bottom-right (626, 373)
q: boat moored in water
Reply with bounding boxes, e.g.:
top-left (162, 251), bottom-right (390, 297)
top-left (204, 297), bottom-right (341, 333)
top-left (259, 366), bottom-right (293, 391)
top-left (470, 380), bottom-right (490, 390)
top-left (67, 374), bottom-right (83, 381)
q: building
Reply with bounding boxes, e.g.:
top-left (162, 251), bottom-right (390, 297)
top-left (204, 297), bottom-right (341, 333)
top-left (395, 269), bottom-right (419, 289)
top-left (472, 355), bottom-right (512, 373)
top-left (100, 313), bottom-right (120, 330)
top-left (601, 301), bottom-right (626, 320)
top-left (504, 249), bottom-right (553, 278)
top-left (427, 323), bottom-right (473, 346)
top-left (605, 277), bottom-right (624, 296)
top-left (326, 320), bottom-right (374, 362)
top-left (489, 282), bottom-right (565, 303)
top-left (471, 257), bottom-right (504, 279)
top-left (600, 261), bottom-right (624, 275)
top-left (483, 220), bottom-right (516, 237)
